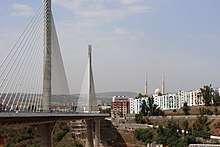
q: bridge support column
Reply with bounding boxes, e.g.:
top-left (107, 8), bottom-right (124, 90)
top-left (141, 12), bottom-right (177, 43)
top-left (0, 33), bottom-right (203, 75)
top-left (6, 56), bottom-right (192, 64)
top-left (39, 122), bottom-right (55, 147)
top-left (94, 119), bottom-right (100, 147)
top-left (86, 119), bottom-right (94, 147)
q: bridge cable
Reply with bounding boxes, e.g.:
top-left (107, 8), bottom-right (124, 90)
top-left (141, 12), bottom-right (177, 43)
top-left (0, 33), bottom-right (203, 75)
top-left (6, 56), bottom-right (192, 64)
top-left (9, 22), bottom-right (43, 111)
top-left (0, 5), bottom-right (43, 80)
top-left (0, 7), bottom-right (44, 100)
top-left (1, 8), bottom-right (44, 110)
top-left (3, 19), bottom-right (43, 111)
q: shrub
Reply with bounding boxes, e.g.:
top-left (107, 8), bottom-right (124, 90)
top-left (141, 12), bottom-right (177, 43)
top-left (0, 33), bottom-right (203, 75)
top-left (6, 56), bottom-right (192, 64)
top-left (135, 114), bottom-right (146, 124)
top-left (135, 128), bottom-right (154, 144)
top-left (55, 128), bottom-right (69, 142)
top-left (15, 128), bottom-right (33, 143)
top-left (199, 108), bottom-right (213, 115)
top-left (182, 102), bottom-right (190, 115)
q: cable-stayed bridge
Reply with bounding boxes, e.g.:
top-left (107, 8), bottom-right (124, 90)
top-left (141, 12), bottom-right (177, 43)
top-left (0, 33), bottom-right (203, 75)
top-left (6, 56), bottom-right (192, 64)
top-left (0, 0), bottom-right (108, 147)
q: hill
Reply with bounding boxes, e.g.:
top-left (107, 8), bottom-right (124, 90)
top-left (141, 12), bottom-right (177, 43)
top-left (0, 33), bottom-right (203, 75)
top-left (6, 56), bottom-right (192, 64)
top-left (51, 91), bottom-right (137, 105)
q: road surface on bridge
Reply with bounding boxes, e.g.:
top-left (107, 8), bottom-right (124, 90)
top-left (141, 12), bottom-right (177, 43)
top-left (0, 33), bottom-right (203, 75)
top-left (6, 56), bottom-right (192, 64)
top-left (0, 112), bottom-right (109, 125)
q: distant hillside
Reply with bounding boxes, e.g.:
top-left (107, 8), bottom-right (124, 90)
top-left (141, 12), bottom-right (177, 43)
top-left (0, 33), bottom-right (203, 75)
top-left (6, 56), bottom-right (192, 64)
top-left (51, 91), bottom-right (138, 104)
top-left (96, 91), bottom-right (138, 104)
top-left (96, 91), bottom-right (138, 98)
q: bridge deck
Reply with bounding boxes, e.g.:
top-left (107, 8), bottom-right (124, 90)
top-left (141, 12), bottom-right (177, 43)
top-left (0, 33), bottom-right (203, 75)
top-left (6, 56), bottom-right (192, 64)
top-left (0, 113), bottom-right (109, 125)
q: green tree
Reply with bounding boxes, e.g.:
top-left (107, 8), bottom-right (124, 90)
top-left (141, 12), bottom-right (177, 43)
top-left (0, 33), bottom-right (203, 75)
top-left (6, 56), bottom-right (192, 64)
top-left (156, 119), bottom-right (181, 146)
top-left (199, 107), bottom-right (213, 115)
top-left (213, 91), bottom-right (220, 106)
top-left (136, 93), bottom-right (144, 99)
top-left (192, 115), bottom-right (210, 139)
top-left (144, 97), bottom-right (164, 116)
top-left (181, 119), bottom-right (189, 136)
top-left (73, 141), bottom-right (83, 147)
top-left (182, 102), bottom-right (190, 115)
top-left (135, 128), bottom-right (154, 144)
top-left (135, 114), bottom-right (146, 124)
top-left (200, 85), bottom-right (214, 106)
top-left (141, 100), bottom-right (148, 115)
top-left (99, 108), bottom-right (111, 114)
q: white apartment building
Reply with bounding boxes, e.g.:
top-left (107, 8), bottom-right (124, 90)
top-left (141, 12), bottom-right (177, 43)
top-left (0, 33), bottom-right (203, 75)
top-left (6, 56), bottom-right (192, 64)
top-left (153, 89), bottom-right (205, 110)
top-left (120, 87), bottom-right (216, 113)
top-left (177, 90), bottom-right (204, 107)
top-left (129, 97), bottom-right (134, 114)
top-left (133, 99), bottom-right (141, 114)
top-left (127, 97), bottom-right (149, 114)
top-left (154, 94), bottom-right (180, 110)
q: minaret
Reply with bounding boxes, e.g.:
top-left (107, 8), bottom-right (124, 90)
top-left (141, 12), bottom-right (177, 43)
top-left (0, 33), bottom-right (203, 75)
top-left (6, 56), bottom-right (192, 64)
top-left (144, 73), bottom-right (148, 96)
top-left (161, 73), bottom-right (165, 95)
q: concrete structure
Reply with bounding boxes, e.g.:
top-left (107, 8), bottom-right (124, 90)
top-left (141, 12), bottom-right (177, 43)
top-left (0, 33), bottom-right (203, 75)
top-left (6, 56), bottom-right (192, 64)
top-left (112, 96), bottom-right (130, 118)
top-left (41, 0), bottom-right (54, 146)
top-left (129, 98), bottom-right (134, 114)
top-left (129, 96), bottom-right (151, 115)
top-left (189, 90), bottom-right (203, 106)
top-left (162, 73), bottom-right (165, 95)
top-left (0, 113), bottom-right (108, 125)
top-left (77, 45), bottom-right (98, 113)
top-left (177, 90), bottom-right (204, 107)
top-left (88, 45), bottom-right (97, 112)
top-left (153, 89), bottom-right (204, 110)
top-left (0, 113), bottom-right (108, 147)
top-left (154, 94), bottom-right (180, 110)
top-left (133, 99), bottom-right (142, 114)
top-left (30, 2), bottom-right (101, 146)
top-left (189, 144), bottom-right (220, 147)
top-left (0, 1), bottom-right (105, 147)
top-left (145, 73), bottom-right (148, 96)
top-left (43, 0), bottom-right (52, 112)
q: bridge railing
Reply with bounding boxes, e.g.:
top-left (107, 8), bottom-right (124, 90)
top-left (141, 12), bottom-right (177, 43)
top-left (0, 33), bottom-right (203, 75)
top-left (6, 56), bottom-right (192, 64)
top-left (0, 105), bottom-right (106, 114)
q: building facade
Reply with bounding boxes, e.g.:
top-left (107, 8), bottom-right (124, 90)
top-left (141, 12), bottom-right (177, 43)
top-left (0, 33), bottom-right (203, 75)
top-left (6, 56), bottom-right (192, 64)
top-left (129, 97), bottom-right (134, 114)
top-left (112, 96), bottom-right (130, 118)
top-left (154, 94), bottom-right (180, 110)
top-left (111, 86), bottom-right (216, 114)
top-left (130, 97), bottom-right (149, 114)
top-left (153, 89), bottom-right (205, 110)
top-left (177, 90), bottom-right (204, 107)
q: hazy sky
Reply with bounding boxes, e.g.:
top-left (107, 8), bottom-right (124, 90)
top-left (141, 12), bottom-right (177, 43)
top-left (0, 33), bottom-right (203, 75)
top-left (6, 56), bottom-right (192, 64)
top-left (0, 0), bottom-right (220, 94)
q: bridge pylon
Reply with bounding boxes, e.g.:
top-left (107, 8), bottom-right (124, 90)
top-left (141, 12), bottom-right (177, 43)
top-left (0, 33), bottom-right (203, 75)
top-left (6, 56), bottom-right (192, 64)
top-left (42, 0), bottom-right (52, 112)
top-left (88, 45), bottom-right (98, 112)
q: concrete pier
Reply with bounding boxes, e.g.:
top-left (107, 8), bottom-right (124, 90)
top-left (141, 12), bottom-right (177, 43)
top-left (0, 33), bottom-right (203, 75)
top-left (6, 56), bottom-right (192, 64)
top-left (39, 122), bottom-right (55, 147)
top-left (86, 119), bottom-right (94, 147)
top-left (94, 119), bottom-right (100, 147)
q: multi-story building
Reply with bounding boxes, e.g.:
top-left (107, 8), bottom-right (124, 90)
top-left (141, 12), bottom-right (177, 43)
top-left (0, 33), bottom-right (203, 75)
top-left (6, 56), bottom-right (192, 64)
top-left (154, 89), bottom-right (205, 110)
top-left (154, 94), bottom-right (180, 110)
top-left (111, 86), bottom-right (217, 114)
top-left (132, 97), bottom-right (148, 114)
top-left (177, 90), bottom-right (189, 107)
top-left (112, 96), bottom-right (130, 118)
top-left (129, 97), bottom-right (134, 114)
top-left (133, 99), bottom-right (142, 114)
top-left (111, 96), bottom-right (149, 116)
top-left (177, 90), bottom-right (204, 107)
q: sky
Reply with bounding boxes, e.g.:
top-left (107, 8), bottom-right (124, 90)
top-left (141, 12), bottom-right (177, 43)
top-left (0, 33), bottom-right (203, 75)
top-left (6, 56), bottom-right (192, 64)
top-left (0, 0), bottom-right (220, 94)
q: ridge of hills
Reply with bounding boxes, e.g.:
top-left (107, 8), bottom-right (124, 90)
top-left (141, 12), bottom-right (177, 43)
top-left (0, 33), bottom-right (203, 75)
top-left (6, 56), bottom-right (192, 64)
top-left (51, 91), bottom-right (138, 104)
